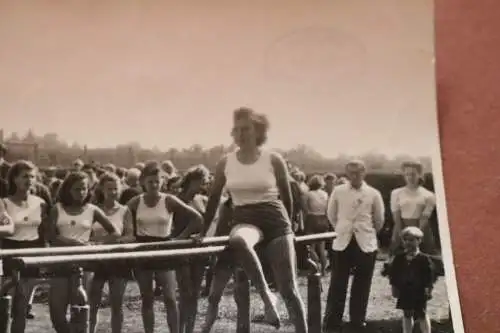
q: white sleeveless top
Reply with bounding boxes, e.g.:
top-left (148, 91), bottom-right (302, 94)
top-left (224, 150), bottom-right (279, 207)
top-left (135, 193), bottom-right (173, 238)
top-left (3, 195), bottom-right (44, 241)
top-left (56, 203), bottom-right (96, 243)
top-left (91, 204), bottom-right (127, 239)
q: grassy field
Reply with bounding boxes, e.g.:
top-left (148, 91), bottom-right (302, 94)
top-left (23, 261), bottom-right (454, 333)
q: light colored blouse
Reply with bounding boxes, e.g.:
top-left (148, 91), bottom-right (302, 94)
top-left (305, 189), bottom-right (329, 215)
top-left (390, 186), bottom-right (436, 220)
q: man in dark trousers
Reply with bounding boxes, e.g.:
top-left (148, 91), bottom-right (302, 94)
top-left (322, 160), bottom-right (385, 333)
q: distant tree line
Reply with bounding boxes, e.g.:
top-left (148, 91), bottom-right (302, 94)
top-left (0, 129), bottom-right (433, 174)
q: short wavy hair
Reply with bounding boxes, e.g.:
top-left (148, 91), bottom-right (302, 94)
top-left (179, 164), bottom-right (210, 192)
top-left (140, 161), bottom-right (164, 184)
top-left (94, 172), bottom-right (122, 205)
top-left (401, 160), bottom-right (424, 174)
top-left (232, 107), bottom-right (270, 147)
top-left (6, 160), bottom-right (37, 196)
top-left (57, 171), bottom-right (92, 207)
top-left (307, 175), bottom-right (325, 191)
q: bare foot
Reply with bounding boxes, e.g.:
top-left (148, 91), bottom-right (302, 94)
top-left (263, 292), bottom-right (281, 329)
top-left (200, 304), bottom-right (219, 333)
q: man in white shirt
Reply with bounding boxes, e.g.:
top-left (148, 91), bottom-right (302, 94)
top-left (322, 160), bottom-right (385, 333)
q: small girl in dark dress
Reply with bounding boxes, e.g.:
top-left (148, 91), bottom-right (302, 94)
top-left (388, 226), bottom-right (435, 333)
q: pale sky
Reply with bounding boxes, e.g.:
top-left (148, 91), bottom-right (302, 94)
top-left (0, 0), bottom-right (437, 158)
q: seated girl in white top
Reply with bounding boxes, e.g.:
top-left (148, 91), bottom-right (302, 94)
top-left (202, 108), bottom-right (307, 333)
top-left (46, 171), bottom-right (120, 333)
top-left (390, 160), bottom-right (437, 255)
top-left (125, 161), bottom-right (203, 333)
top-left (0, 160), bottom-right (49, 333)
top-left (88, 172), bottom-right (133, 333)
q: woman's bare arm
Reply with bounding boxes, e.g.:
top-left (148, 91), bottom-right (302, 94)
top-left (117, 206), bottom-right (137, 243)
top-left (166, 194), bottom-right (203, 239)
top-left (203, 157), bottom-right (228, 233)
top-left (271, 152), bottom-right (293, 218)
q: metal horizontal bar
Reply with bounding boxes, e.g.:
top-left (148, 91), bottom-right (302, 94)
top-left (0, 236), bottom-right (230, 259)
top-left (12, 245), bottom-right (227, 269)
top-left (294, 232), bottom-right (336, 244)
top-left (0, 232), bottom-right (336, 259)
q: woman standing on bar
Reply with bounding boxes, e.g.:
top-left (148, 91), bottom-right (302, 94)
top-left (174, 164), bottom-right (210, 333)
top-left (125, 161), bottom-right (203, 333)
top-left (0, 160), bottom-right (49, 333)
top-left (203, 107), bottom-right (308, 333)
top-left (390, 160), bottom-right (437, 255)
top-left (88, 172), bottom-right (133, 333)
top-left (46, 172), bottom-right (120, 333)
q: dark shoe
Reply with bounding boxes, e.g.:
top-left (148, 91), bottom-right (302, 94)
top-left (26, 305), bottom-right (35, 319)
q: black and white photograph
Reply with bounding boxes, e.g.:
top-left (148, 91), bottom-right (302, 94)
top-left (0, 1), bottom-right (464, 333)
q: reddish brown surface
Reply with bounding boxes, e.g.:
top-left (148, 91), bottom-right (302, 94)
top-left (436, 0), bottom-right (500, 332)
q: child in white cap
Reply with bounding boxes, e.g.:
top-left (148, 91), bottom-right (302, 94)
top-left (387, 226), bottom-right (436, 333)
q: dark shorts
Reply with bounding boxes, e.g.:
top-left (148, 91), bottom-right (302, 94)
top-left (2, 239), bottom-right (43, 278)
top-left (397, 294), bottom-right (428, 319)
top-left (212, 201), bottom-right (292, 269)
top-left (232, 200), bottom-right (293, 244)
top-left (93, 262), bottom-right (132, 280)
top-left (132, 235), bottom-right (180, 273)
top-left (304, 214), bottom-right (330, 234)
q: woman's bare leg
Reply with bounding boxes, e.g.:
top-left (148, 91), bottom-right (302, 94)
top-left (156, 270), bottom-right (180, 333)
top-left (88, 277), bottom-right (106, 333)
top-left (267, 234), bottom-right (308, 333)
top-left (228, 224), bottom-right (280, 328)
top-left (135, 270), bottom-right (155, 333)
top-left (10, 278), bottom-right (36, 333)
top-left (108, 277), bottom-right (127, 333)
top-left (200, 264), bottom-right (233, 333)
top-left (48, 277), bottom-right (71, 333)
top-left (185, 263), bottom-right (205, 333)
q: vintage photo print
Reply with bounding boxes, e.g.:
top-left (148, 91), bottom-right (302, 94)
top-left (0, 1), bottom-right (464, 333)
